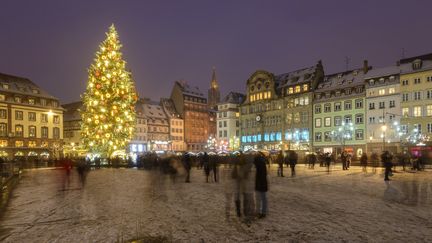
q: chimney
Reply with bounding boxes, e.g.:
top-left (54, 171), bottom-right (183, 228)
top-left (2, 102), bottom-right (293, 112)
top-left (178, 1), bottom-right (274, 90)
top-left (363, 60), bottom-right (369, 74)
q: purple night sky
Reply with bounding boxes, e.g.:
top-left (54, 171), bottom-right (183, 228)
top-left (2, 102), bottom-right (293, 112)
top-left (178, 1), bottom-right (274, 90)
top-left (1, 0), bottom-right (432, 104)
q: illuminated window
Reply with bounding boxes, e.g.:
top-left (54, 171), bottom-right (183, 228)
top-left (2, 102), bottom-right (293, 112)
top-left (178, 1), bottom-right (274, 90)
top-left (0, 109), bottom-right (6, 119)
top-left (315, 118), bottom-right (322, 128)
top-left (28, 98), bottom-right (35, 105)
top-left (378, 89), bottom-right (385, 95)
top-left (41, 114), bottom-right (48, 123)
top-left (15, 141), bottom-right (24, 147)
top-left (389, 88), bottom-right (395, 94)
top-left (303, 84), bottom-right (308, 91)
top-left (295, 86), bottom-right (301, 93)
top-left (0, 140), bottom-right (7, 147)
top-left (41, 127), bottom-right (48, 138)
top-left (413, 106), bottom-right (422, 117)
top-left (324, 117), bottom-right (331, 127)
top-left (288, 87), bottom-right (293, 94)
top-left (15, 125), bottom-right (23, 137)
top-left (0, 95), bottom-right (5, 101)
top-left (402, 108), bottom-right (409, 117)
top-left (259, 93), bottom-right (263, 100)
top-left (263, 92), bottom-right (268, 99)
top-left (41, 141), bottom-right (49, 147)
top-left (427, 105), bottom-right (432, 116)
top-left (28, 141), bottom-right (37, 147)
top-left (267, 91), bottom-right (271, 99)
top-left (29, 126), bottom-right (36, 137)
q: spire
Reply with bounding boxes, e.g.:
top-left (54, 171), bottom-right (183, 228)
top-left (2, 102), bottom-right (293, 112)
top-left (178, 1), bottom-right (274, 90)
top-left (208, 66), bottom-right (220, 108)
top-left (211, 66), bottom-right (218, 89)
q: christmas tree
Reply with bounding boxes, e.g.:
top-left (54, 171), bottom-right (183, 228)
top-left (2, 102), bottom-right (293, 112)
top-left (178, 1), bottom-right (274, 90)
top-left (81, 24), bottom-right (137, 158)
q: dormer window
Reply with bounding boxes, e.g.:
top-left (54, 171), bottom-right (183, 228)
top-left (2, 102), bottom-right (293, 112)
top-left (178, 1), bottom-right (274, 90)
top-left (338, 74), bottom-right (343, 79)
top-left (369, 79), bottom-right (375, 85)
top-left (303, 84), bottom-right (308, 91)
top-left (353, 70), bottom-right (358, 76)
top-left (389, 76), bottom-right (395, 80)
top-left (14, 97), bottom-right (21, 103)
top-left (412, 59), bottom-right (422, 70)
top-left (345, 89), bottom-right (352, 95)
top-left (2, 84), bottom-right (9, 90)
top-left (288, 87), bottom-right (294, 94)
top-left (295, 85), bottom-right (301, 93)
top-left (379, 78), bottom-right (385, 83)
top-left (257, 83), bottom-right (262, 90)
top-left (32, 89), bottom-right (39, 94)
top-left (40, 99), bottom-right (47, 106)
top-left (28, 98), bottom-right (35, 105)
top-left (265, 82), bottom-right (270, 89)
top-left (335, 91), bottom-right (341, 96)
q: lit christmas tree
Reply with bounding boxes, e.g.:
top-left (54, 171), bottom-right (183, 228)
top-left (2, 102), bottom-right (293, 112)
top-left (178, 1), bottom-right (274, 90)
top-left (81, 24), bottom-right (137, 158)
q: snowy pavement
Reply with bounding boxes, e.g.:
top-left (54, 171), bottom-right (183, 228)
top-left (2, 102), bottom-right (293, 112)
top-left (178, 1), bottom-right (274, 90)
top-left (0, 165), bottom-right (431, 242)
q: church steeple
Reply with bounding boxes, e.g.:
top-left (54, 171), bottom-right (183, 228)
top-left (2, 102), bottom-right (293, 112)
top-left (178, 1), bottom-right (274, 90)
top-left (208, 66), bottom-right (221, 109)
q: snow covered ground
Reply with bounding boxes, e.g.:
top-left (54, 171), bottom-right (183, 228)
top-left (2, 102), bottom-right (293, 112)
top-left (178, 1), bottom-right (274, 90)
top-left (0, 165), bottom-right (431, 242)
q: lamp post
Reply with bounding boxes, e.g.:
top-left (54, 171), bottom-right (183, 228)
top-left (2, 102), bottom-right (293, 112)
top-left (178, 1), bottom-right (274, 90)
top-left (381, 125), bottom-right (387, 151)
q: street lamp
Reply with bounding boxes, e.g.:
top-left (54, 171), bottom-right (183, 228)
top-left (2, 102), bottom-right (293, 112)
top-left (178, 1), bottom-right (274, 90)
top-left (381, 125), bottom-right (387, 151)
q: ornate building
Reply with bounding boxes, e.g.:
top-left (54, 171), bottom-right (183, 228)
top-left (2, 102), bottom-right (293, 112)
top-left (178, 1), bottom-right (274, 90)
top-left (0, 72), bottom-right (63, 159)
top-left (239, 61), bottom-right (324, 153)
top-left (170, 81), bottom-right (209, 151)
top-left (161, 98), bottom-right (185, 152)
top-left (142, 100), bottom-right (170, 152)
top-left (208, 67), bottom-right (220, 109)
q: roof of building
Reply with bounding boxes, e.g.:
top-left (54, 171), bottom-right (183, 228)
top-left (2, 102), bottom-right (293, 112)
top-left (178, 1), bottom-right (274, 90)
top-left (160, 98), bottom-right (182, 118)
top-left (62, 101), bottom-right (83, 121)
top-left (0, 72), bottom-right (58, 100)
top-left (400, 60), bottom-right (432, 74)
top-left (221, 92), bottom-right (245, 104)
top-left (275, 65), bottom-right (318, 88)
top-left (400, 53), bottom-right (432, 64)
top-left (317, 68), bottom-right (367, 92)
top-left (364, 65), bottom-right (400, 79)
top-left (142, 100), bottom-right (168, 119)
top-left (175, 80), bottom-right (205, 98)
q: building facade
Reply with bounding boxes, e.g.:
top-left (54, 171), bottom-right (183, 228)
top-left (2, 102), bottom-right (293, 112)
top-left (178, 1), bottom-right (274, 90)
top-left (161, 98), bottom-right (185, 152)
top-left (216, 92), bottom-right (245, 151)
top-left (365, 65), bottom-right (402, 154)
top-left (240, 61), bottom-right (323, 152)
top-left (142, 100), bottom-right (170, 152)
top-left (313, 63), bottom-right (369, 157)
top-left (0, 73), bottom-right (63, 159)
top-left (63, 102), bottom-right (85, 157)
top-left (129, 98), bottom-right (148, 154)
top-left (400, 54), bottom-right (432, 155)
top-left (170, 81), bottom-right (209, 151)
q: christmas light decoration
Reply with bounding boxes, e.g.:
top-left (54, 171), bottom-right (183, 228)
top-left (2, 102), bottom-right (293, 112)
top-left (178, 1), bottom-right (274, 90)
top-left (81, 24), bottom-right (137, 158)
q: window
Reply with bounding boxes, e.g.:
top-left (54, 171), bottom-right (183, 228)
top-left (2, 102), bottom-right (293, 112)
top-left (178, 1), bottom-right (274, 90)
top-left (15, 125), bottom-right (23, 137)
top-left (369, 102), bottom-right (375, 110)
top-left (344, 101), bottom-right (352, 110)
top-left (15, 141), bottom-right (24, 147)
top-left (324, 117), bottom-right (331, 127)
top-left (355, 99), bottom-right (363, 109)
top-left (389, 88), bottom-right (395, 94)
top-left (303, 84), bottom-right (308, 91)
top-left (427, 76), bottom-right (432, 82)
top-left (41, 114), bottom-right (48, 123)
top-left (402, 80), bottom-right (409, 86)
top-left (28, 112), bottom-right (36, 121)
top-left (295, 85), bottom-right (301, 93)
top-left (15, 110), bottom-right (23, 120)
top-left (355, 114), bottom-right (364, 124)
top-left (294, 112), bottom-right (300, 123)
top-left (413, 106), bottom-right (422, 117)
top-left (223, 121), bottom-right (227, 127)
top-left (389, 100), bottom-right (395, 108)
top-left (218, 121), bottom-right (222, 128)
top-left (379, 101), bottom-right (385, 109)
top-left (427, 90), bottom-right (432, 99)
top-left (0, 123), bottom-right (7, 136)
top-left (286, 113), bottom-right (292, 125)
top-left (223, 130), bottom-right (227, 137)
top-left (402, 93), bottom-right (409, 102)
top-left (2, 84), bottom-right (9, 89)
top-left (0, 95), bottom-right (5, 101)
top-left (378, 89), bottom-right (385, 95)
top-left (40, 99), bottom-right (47, 106)
top-left (41, 127), bottom-right (48, 138)
top-left (428, 123), bottom-right (432, 133)
top-left (29, 126), bottom-right (36, 137)
top-left (355, 129), bottom-right (364, 140)
top-left (427, 105), bottom-right (432, 116)
top-left (369, 117), bottom-right (375, 124)
top-left (315, 105), bottom-right (321, 114)
top-left (402, 108), bottom-right (409, 117)
top-left (315, 118), bottom-right (322, 128)
top-left (315, 132), bottom-right (322, 142)
top-left (414, 91), bottom-right (421, 100)
top-left (28, 141), bottom-right (37, 147)
top-left (414, 124), bottom-right (422, 133)
top-left (344, 115), bottom-right (352, 124)
top-left (301, 112), bottom-right (308, 123)
top-left (14, 97), bottom-right (22, 103)
top-left (334, 102), bottom-right (341, 111)
top-left (219, 131), bottom-right (222, 138)
top-left (345, 89), bottom-right (352, 95)
top-left (324, 103), bottom-right (331, 112)
top-left (334, 116), bottom-right (342, 126)
top-left (414, 78), bottom-right (421, 84)
top-left (0, 109), bottom-right (6, 119)
top-left (28, 98), bottom-right (35, 105)
top-left (288, 87), bottom-right (293, 94)
top-left (0, 140), bottom-right (7, 147)
top-left (52, 101), bottom-right (58, 107)
top-left (324, 132), bottom-right (331, 141)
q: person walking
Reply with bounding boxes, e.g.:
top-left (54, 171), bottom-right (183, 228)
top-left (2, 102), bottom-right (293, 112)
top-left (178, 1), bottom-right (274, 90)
top-left (276, 151), bottom-right (284, 177)
top-left (309, 153), bottom-right (317, 169)
top-left (287, 150), bottom-right (298, 177)
top-left (360, 152), bottom-right (368, 173)
top-left (182, 152), bottom-right (192, 183)
top-left (202, 152), bottom-right (210, 182)
top-left (254, 152), bottom-right (268, 219)
top-left (325, 152), bottom-right (332, 172)
top-left (382, 151), bottom-right (393, 181)
top-left (341, 151), bottom-right (347, 170)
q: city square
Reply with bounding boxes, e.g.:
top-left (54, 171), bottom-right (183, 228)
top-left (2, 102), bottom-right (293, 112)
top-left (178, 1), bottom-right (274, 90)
top-left (1, 1), bottom-right (432, 242)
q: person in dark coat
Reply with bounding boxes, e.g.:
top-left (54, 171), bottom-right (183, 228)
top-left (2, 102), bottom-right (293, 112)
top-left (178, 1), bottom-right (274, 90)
top-left (276, 151), bottom-right (284, 177)
top-left (324, 152), bottom-right (332, 172)
top-left (360, 152), bottom-right (368, 173)
top-left (341, 151), bottom-right (348, 170)
top-left (287, 150), bottom-right (298, 177)
top-left (182, 152), bottom-right (192, 183)
top-left (254, 152), bottom-right (268, 218)
top-left (202, 152), bottom-right (210, 182)
top-left (381, 151), bottom-right (393, 181)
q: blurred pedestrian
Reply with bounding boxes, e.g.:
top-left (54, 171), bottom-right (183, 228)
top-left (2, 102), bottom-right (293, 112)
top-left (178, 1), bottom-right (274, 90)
top-left (202, 152), bottom-right (210, 182)
top-left (382, 151), bottom-right (393, 181)
top-left (182, 152), bottom-right (191, 183)
top-left (276, 151), bottom-right (284, 177)
top-left (325, 152), bottom-right (332, 172)
top-left (287, 150), bottom-right (298, 177)
top-left (254, 152), bottom-right (268, 218)
top-left (360, 152), bottom-right (368, 173)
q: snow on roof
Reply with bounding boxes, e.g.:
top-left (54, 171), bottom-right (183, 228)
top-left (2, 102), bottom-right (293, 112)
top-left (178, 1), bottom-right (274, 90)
top-left (161, 98), bottom-right (181, 118)
top-left (176, 81), bottom-right (204, 97)
top-left (62, 101), bottom-right (83, 121)
top-left (317, 68), bottom-right (366, 92)
top-left (143, 100), bottom-right (168, 119)
top-left (400, 60), bottom-right (432, 74)
top-left (0, 72), bottom-right (58, 100)
top-left (275, 65), bottom-right (317, 87)
top-left (364, 65), bottom-right (400, 79)
top-left (221, 92), bottom-right (245, 104)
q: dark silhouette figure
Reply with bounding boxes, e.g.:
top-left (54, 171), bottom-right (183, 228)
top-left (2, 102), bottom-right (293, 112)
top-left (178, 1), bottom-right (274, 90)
top-left (182, 153), bottom-right (191, 183)
top-left (360, 153), bottom-right (368, 172)
top-left (276, 151), bottom-right (284, 177)
top-left (286, 150), bottom-right (298, 177)
top-left (325, 152), bottom-right (332, 172)
top-left (254, 152), bottom-right (268, 218)
top-left (382, 151), bottom-right (393, 181)
top-left (202, 152), bottom-right (210, 182)
top-left (341, 151), bottom-right (348, 170)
